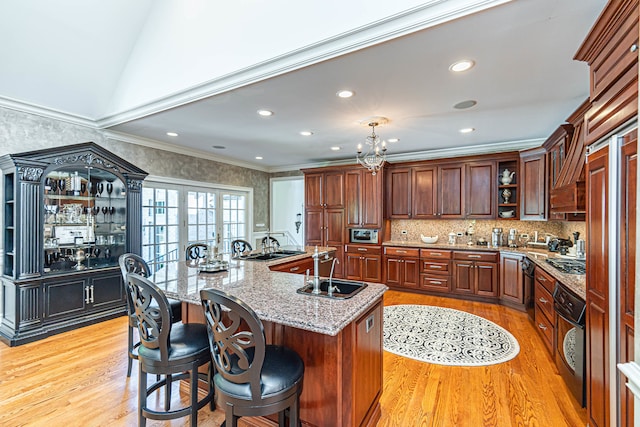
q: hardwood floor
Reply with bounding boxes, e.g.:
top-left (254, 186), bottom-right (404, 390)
top-left (0, 290), bottom-right (587, 426)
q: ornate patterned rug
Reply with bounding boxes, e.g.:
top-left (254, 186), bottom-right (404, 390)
top-left (383, 305), bottom-right (520, 366)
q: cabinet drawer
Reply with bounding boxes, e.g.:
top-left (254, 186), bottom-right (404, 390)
top-left (453, 251), bottom-right (498, 263)
top-left (535, 307), bottom-right (554, 354)
top-left (535, 267), bottom-right (556, 293)
top-left (535, 282), bottom-right (555, 325)
top-left (421, 260), bottom-right (450, 274)
top-left (384, 247), bottom-right (419, 257)
top-left (420, 249), bottom-right (452, 259)
top-left (420, 274), bottom-right (450, 292)
top-left (345, 244), bottom-right (382, 255)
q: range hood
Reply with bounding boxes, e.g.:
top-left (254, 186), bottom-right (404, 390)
top-left (549, 100), bottom-right (591, 213)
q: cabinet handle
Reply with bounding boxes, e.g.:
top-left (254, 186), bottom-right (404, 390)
top-left (429, 280), bottom-right (443, 285)
top-left (538, 276), bottom-right (547, 282)
top-left (357, 248), bottom-right (367, 252)
top-left (396, 250), bottom-right (407, 254)
top-left (538, 323), bottom-right (547, 331)
top-left (84, 286), bottom-right (90, 304)
top-left (289, 266), bottom-right (300, 272)
top-left (430, 253), bottom-right (442, 256)
top-left (90, 285), bottom-right (94, 303)
top-left (468, 255), bottom-right (481, 259)
top-left (538, 297), bottom-right (548, 304)
top-left (430, 265), bottom-right (443, 269)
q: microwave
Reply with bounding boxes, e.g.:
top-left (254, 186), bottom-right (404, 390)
top-left (350, 228), bottom-right (379, 244)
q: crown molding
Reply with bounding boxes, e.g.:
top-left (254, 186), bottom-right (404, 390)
top-left (96, 0), bottom-right (511, 127)
top-left (103, 130), bottom-right (271, 173)
top-left (0, 96), bottom-right (96, 128)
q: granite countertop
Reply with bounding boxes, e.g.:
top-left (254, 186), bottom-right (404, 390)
top-left (150, 246), bottom-right (388, 337)
top-left (383, 240), bottom-right (586, 299)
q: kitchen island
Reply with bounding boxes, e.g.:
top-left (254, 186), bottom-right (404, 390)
top-left (151, 247), bottom-right (388, 427)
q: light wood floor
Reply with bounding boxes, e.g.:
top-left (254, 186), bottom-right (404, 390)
top-left (0, 290), bottom-right (587, 426)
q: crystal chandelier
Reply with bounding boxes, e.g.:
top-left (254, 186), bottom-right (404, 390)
top-left (356, 120), bottom-right (387, 175)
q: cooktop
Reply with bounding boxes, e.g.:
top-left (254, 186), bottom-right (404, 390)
top-left (545, 258), bottom-right (586, 275)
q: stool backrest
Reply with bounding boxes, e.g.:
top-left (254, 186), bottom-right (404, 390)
top-left (230, 239), bottom-right (252, 256)
top-left (200, 289), bottom-right (266, 399)
top-left (186, 243), bottom-right (208, 260)
top-left (261, 236), bottom-right (279, 248)
top-left (127, 273), bottom-right (174, 361)
top-left (119, 253), bottom-right (151, 314)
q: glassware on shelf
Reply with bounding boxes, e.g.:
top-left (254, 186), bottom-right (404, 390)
top-left (97, 183), bottom-right (104, 197)
top-left (106, 182), bottom-right (113, 197)
top-left (58, 178), bottom-right (66, 195)
top-left (108, 206), bottom-right (116, 222)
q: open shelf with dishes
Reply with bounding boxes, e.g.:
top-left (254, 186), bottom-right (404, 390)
top-left (497, 160), bottom-right (519, 220)
top-left (0, 142), bottom-right (147, 346)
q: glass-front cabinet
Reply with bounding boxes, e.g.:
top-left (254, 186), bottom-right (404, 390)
top-left (0, 142), bottom-right (147, 346)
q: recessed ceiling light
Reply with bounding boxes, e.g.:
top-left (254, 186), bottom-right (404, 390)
top-left (257, 110), bottom-right (273, 117)
top-left (300, 131), bottom-right (313, 136)
top-left (387, 138), bottom-right (399, 143)
top-left (330, 146), bottom-right (341, 151)
top-left (336, 90), bottom-right (355, 98)
top-left (255, 156), bottom-right (263, 160)
top-left (454, 100), bottom-right (477, 109)
top-left (166, 132), bottom-right (178, 137)
top-left (449, 60), bottom-right (475, 72)
top-left (459, 127), bottom-right (475, 134)
top-left (212, 145), bottom-right (226, 149)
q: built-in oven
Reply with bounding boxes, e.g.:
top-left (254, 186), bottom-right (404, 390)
top-left (553, 282), bottom-right (586, 407)
top-left (349, 228), bottom-right (379, 244)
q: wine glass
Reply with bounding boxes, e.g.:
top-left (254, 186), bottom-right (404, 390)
top-left (104, 248), bottom-right (111, 260)
top-left (50, 179), bottom-right (58, 193)
top-left (108, 206), bottom-right (116, 223)
top-left (91, 205), bottom-right (100, 216)
top-left (80, 182), bottom-right (87, 195)
top-left (93, 248), bottom-right (101, 259)
top-left (44, 177), bottom-right (52, 191)
top-left (101, 206), bottom-right (108, 222)
top-left (106, 182), bottom-right (113, 197)
top-left (97, 183), bottom-right (104, 197)
top-left (58, 179), bottom-right (66, 195)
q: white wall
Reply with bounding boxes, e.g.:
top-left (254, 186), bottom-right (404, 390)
top-left (270, 177), bottom-right (304, 246)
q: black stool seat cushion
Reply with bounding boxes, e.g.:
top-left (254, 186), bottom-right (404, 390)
top-left (214, 345), bottom-right (304, 398)
top-left (168, 298), bottom-right (182, 321)
top-left (138, 323), bottom-right (210, 364)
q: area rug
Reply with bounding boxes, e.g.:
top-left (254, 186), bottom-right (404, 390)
top-left (383, 305), bottom-right (520, 366)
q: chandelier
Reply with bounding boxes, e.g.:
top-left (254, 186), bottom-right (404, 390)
top-left (356, 118), bottom-right (388, 175)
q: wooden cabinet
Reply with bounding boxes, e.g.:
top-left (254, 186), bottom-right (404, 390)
top-left (268, 256), bottom-right (314, 275)
top-left (411, 165), bottom-right (438, 219)
top-left (466, 161), bottom-right (495, 218)
top-left (345, 169), bottom-right (383, 228)
top-left (0, 142), bottom-right (146, 346)
top-left (385, 167), bottom-right (411, 218)
top-left (438, 163), bottom-right (465, 218)
top-left (519, 148), bottom-right (546, 220)
top-left (499, 253), bottom-right (525, 310)
top-left (452, 251), bottom-right (499, 298)
top-left (305, 170), bottom-right (344, 209)
top-left (419, 248), bottom-right (451, 293)
top-left (534, 267), bottom-right (556, 354)
top-left (345, 244), bottom-right (382, 283)
top-left (384, 247), bottom-right (419, 289)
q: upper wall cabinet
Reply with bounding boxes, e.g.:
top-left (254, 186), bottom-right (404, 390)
top-left (345, 169), bottom-right (383, 228)
top-left (520, 147), bottom-right (546, 220)
top-left (304, 170), bottom-right (344, 209)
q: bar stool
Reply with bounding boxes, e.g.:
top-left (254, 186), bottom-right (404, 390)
top-left (230, 239), bottom-right (252, 257)
top-left (200, 288), bottom-right (304, 427)
top-left (127, 273), bottom-right (214, 426)
top-left (186, 243), bottom-right (208, 261)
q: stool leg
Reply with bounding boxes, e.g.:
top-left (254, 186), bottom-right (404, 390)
top-left (289, 398), bottom-right (299, 427)
top-left (190, 364), bottom-right (198, 427)
top-left (225, 403), bottom-right (238, 427)
top-left (278, 410), bottom-right (286, 426)
top-left (138, 365), bottom-right (147, 427)
top-left (127, 325), bottom-right (134, 377)
top-left (164, 374), bottom-right (172, 411)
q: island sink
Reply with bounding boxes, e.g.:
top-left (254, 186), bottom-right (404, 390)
top-left (238, 249), bottom-right (306, 261)
top-left (297, 279), bottom-right (367, 299)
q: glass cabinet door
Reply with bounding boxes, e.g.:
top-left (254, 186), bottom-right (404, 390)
top-left (43, 166), bottom-right (126, 274)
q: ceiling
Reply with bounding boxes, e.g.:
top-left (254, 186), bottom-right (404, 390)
top-left (0, 0), bottom-right (606, 172)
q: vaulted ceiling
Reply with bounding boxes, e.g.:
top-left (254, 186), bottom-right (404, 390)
top-left (0, 0), bottom-right (606, 171)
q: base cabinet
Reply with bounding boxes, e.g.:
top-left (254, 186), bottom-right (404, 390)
top-left (452, 251), bottom-right (499, 298)
top-left (534, 267), bottom-right (556, 354)
top-left (345, 245), bottom-right (381, 282)
top-left (384, 247), bottom-right (420, 289)
top-left (499, 253), bottom-right (525, 310)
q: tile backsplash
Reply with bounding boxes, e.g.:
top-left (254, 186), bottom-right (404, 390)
top-left (390, 219), bottom-right (586, 245)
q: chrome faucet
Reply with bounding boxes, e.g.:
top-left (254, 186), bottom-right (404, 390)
top-left (310, 246), bottom-right (329, 294)
top-left (327, 258), bottom-right (340, 297)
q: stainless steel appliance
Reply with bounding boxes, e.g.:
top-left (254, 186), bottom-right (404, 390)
top-left (491, 228), bottom-right (503, 247)
top-left (349, 228), bottom-right (379, 244)
top-left (522, 257), bottom-right (535, 321)
top-left (508, 229), bottom-right (518, 247)
top-left (553, 282), bottom-right (586, 407)
top-left (545, 258), bottom-right (586, 275)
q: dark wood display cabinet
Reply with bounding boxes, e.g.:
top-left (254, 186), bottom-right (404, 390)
top-left (497, 159), bottom-right (519, 220)
top-left (0, 142), bottom-right (147, 346)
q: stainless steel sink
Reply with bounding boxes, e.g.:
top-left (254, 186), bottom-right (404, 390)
top-left (297, 279), bottom-right (367, 299)
top-left (238, 249), bottom-right (306, 261)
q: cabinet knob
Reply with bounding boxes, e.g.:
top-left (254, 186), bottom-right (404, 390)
top-left (538, 297), bottom-right (548, 304)
top-left (631, 44), bottom-right (638, 53)
top-left (538, 323), bottom-right (547, 331)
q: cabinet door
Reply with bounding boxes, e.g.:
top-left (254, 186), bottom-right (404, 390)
top-left (475, 262), bottom-right (498, 297)
top-left (44, 278), bottom-right (87, 320)
top-left (361, 171), bottom-right (382, 228)
top-left (89, 272), bottom-right (124, 309)
top-left (402, 258), bottom-right (420, 288)
top-left (586, 147), bottom-right (609, 427)
top-left (521, 152), bottom-right (547, 220)
top-left (324, 171), bottom-right (345, 208)
top-left (452, 260), bottom-right (474, 294)
top-left (345, 170), bottom-right (362, 227)
top-left (412, 166), bottom-right (438, 219)
top-left (466, 161), bottom-right (495, 218)
top-left (304, 209), bottom-right (323, 246)
top-left (385, 257), bottom-right (402, 287)
top-left (305, 173), bottom-right (323, 209)
top-left (353, 301), bottom-right (382, 426)
top-left (385, 168), bottom-right (411, 218)
top-left (439, 164), bottom-right (464, 218)
top-left (362, 255), bottom-right (381, 283)
top-left (500, 254), bottom-right (524, 305)
top-left (346, 253), bottom-right (363, 280)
